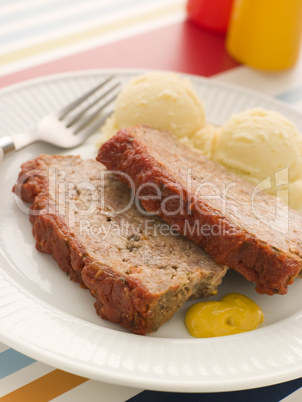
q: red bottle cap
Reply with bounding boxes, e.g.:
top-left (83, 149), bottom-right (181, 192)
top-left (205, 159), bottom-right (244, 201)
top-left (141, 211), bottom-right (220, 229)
top-left (187, 0), bottom-right (234, 33)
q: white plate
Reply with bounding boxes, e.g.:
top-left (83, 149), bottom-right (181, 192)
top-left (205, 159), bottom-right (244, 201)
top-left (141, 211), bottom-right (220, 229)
top-left (1, 69), bottom-right (302, 393)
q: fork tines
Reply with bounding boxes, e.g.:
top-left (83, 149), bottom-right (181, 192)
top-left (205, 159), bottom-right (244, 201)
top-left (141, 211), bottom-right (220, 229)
top-left (58, 76), bottom-right (121, 135)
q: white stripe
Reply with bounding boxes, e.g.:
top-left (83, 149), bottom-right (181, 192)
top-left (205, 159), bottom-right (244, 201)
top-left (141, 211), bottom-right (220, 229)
top-left (214, 44), bottom-right (302, 97)
top-left (0, 8), bottom-right (144, 53)
top-left (51, 379), bottom-right (142, 402)
top-left (281, 386), bottom-right (302, 402)
top-left (0, 0), bottom-right (183, 53)
top-left (0, 0), bottom-right (144, 35)
top-left (0, 361), bottom-right (54, 397)
top-left (1, 0), bottom-right (59, 16)
top-left (290, 101), bottom-right (302, 113)
top-left (0, 12), bottom-right (185, 77)
top-left (0, 0), bottom-right (127, 19)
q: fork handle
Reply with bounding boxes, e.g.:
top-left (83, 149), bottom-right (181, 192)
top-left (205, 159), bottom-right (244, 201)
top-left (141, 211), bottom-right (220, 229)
top-left (0, 136), bottom-right (16, 162)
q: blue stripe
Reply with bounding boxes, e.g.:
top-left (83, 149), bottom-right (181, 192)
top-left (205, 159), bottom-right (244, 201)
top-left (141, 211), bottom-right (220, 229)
top-left (276, 86), bottom-right (302, 103)
top-left (127, 378), bottom-right (302, 402)
top-left (0, 0), bottom-right (144, 43)
top-left (0, 349), bottom-right (35, 379)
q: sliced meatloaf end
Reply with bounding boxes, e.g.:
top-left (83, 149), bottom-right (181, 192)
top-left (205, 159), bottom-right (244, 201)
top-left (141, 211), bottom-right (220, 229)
top-left (97, 125), bottom-right (302, 296)
top-left (13, 154), bottom-right (227, 334)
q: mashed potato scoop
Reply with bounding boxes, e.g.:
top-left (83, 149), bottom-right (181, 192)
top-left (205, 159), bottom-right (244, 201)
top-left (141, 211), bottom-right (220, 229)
top-left (100, 72), bottom-right (206, 142)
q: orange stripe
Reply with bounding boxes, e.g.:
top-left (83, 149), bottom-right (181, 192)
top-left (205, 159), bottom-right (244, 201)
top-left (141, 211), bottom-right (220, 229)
top-left (2, 369), bottom-right (88, 402)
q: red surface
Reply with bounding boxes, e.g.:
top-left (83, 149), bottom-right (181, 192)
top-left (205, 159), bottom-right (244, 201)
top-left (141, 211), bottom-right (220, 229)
top-left (187, 0), bottom-right (234, 33)
top-left (0, 21), bottom-right (239, 88)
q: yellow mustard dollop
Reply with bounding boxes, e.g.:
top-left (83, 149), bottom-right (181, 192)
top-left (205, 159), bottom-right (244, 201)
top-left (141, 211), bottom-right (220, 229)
top-left (185, 293), bottom-right (264, 338)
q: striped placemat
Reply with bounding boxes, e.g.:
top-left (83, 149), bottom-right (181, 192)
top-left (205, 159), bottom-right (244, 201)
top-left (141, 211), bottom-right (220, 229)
top-left (1, 0), bottom-right (185, 76)
top-left (1, 0), bottom-right (302, 400)
top-left (1, 341), bottom-right (302, 401)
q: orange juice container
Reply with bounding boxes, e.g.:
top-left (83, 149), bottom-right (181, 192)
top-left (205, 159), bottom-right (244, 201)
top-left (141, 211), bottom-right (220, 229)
top-left (226, 0), bottom-right (302, 70)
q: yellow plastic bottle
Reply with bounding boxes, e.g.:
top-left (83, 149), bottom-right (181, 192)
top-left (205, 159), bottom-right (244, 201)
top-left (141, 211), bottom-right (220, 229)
top-left (226, 0), bottom-right (302, 70)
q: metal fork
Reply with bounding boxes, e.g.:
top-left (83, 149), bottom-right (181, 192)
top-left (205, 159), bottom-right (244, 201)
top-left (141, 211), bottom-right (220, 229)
top-left (0, 76), bottom-right (120, 162)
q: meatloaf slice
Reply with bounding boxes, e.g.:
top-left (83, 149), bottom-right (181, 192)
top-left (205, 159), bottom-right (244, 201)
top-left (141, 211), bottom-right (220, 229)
top-left (97, 125), bottom-right (302, 296)
top-left (13, 154), bottom-right (227, 335)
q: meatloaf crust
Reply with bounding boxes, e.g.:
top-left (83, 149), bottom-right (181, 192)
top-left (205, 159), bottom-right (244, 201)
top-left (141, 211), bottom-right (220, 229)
top-left (13, 154), bottom-right (227, 334)
top-left (97, 126), bottom-right (302, 295)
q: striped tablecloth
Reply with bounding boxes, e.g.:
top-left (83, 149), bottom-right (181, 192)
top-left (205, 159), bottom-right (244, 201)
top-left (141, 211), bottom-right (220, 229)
top-left (1, 1), bottom-right (302, 400)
